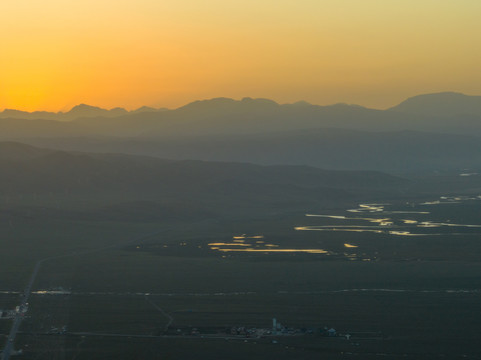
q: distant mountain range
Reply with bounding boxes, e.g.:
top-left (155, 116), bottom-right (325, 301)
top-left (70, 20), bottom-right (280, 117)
top-left (2, 92), bottom-right (481, 174)
top-left (389, 92), bottom-right (481, 117)
top-left (3, 92), bottom-right (481, 122)
top-left (0, 142), bottom-right (404, 192)
top-left (0, 104), bottom-right (168, 121)
top-left (2, 142), bottom-right (479, 219)
top-left (0, 142), bottom-right (413, 222)
top-left (24, 128), bottom-right (481, 174)
top-left (2, 92), bottom-right (481, 137)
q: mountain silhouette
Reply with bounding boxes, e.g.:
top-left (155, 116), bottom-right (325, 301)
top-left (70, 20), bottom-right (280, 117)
top-left (389, 92), bottom-right (481, 117)
top-left (0, 142), bottom-right (407, 207)
top-left (0, 104), bottom-right (129, 121)
top-left (67, 104), bottom-right (127, 119)
top-left (3, 92), bottom-right (481, 174)
top-left (131, 106), bottom-right (168, 113)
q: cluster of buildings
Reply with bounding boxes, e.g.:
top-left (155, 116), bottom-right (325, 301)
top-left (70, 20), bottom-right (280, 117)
top-left (0, 309), bottom-right (16, 319)
top-left (48, 325), bottom-right (68, 334)
top-left (0, 304), bottom-right (29, 320)
top-left (174, 318), bottom-right (347, 340)
top-left (225, 318), bottom-right (339, 338)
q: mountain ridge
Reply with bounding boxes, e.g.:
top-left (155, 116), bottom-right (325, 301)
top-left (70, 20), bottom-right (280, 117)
top-left (0, 142), bottom-right (409, 212)
top-left (4, 91), bottom-right (481, 121)
top-left (2, 92), bottom-right (481, 174)
top-left (0, 104), bottom-right (166, 121)
top-left (388, 92), bottom-right (481, 117)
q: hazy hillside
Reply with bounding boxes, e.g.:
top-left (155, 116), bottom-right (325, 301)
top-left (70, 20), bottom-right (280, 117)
top-left (1, 141), bottom-right (479, 223)
top-left (0, 104), bottom-right (166, 121)
top-left (0, 142), bottom-right (408, 204)
top-left (3, 93), bottom-right (481, 175)
top-left (389, 92), bottom-right (481, 117)
top-left (2, 93), bottom-right (481, 140)
top-left (23, 128), bottom-right (481, 174)
top-left (0, 117), bottom-right (89, 137)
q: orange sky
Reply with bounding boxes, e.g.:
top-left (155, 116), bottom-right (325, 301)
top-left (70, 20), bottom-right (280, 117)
top-left (1, 0), bottom-right (481, 111)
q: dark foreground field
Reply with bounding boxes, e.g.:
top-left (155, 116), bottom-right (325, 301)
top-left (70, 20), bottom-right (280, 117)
top-left (2, 199), bottom-right (481, 359)
top-left (2, 144), bottom-right (481, 359)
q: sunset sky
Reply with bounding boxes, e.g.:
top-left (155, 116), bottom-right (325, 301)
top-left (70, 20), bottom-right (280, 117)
top-left (1, 0), bottom-right (481, 111)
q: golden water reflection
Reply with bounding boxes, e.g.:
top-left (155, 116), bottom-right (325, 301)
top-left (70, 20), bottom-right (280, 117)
top-left (209, 234), bottom-right (327, 254)
top-left (215, 248), bottom-right (328, 254)
top-left (299, 196), bottom-right (481, 237)
top-left (208, 243), bottom-right (250, 247)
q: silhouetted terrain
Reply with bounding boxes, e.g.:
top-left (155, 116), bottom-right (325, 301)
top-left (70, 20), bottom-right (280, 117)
top-left (3, 92), bottom-right (481, 136)
top-left (0, 104), bottom-right (167, 121)
top-left (22, 128), bottom-right (481, 174)
top-left (0, 142), bottom-right (405, 201)
top-left (2, 92), bottom-right (481, 174)
top-left (389, 92), bottom-right (481, 117)
top-left (2, 141), bottom-right (480, 224)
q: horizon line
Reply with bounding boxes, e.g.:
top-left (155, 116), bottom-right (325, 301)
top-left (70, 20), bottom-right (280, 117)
top-left (0, 91), bottom-right (477, 114)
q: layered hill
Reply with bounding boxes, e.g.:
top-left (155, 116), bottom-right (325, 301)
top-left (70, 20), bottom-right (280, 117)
top-left (0, 104), bottom-right (166, 121)
top-left (2, 92), bottom-right (481, 175)
top-left (389, 92), bottom-right (481, 117)
top-left (23, 128), bottom-right (481, 174)
top-left (2, 92), bottom-right (481, 138)
top-left (0, 142), bottom-right (415, 222)
top-left (1, 141), bottom-right (480, 223)
top-left (0, 142), bottom-right (404, 195)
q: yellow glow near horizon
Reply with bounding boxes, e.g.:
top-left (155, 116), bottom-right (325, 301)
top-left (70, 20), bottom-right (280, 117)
top-left (1, 0), bottom-right (481, 111)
